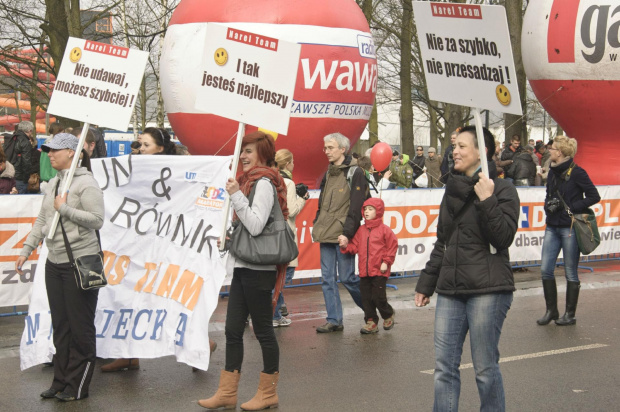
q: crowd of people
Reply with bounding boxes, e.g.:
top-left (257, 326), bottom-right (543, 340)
top-left (5, 124), bottom-right (602, 411)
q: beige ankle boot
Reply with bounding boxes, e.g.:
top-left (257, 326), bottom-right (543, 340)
top-left (198, 370), bottom-right (240, 409)
top-left (240, 372), bottom-right (279, 410)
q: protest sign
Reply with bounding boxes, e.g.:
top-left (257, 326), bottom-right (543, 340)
top-left (46, 37), bottom-right (149, 131)
top-left (413, 2), bottom-right (522, 115)
top-left (195, 24), bottom-right (301, 134)
top-left (20, 155), bottom-right (232, 371)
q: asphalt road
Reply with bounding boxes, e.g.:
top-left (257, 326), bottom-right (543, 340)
top-left (0, 264), bottom-right (619, 411)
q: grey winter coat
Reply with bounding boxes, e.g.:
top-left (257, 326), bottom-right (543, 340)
top-left (21, 168), bottom-right (104, 264)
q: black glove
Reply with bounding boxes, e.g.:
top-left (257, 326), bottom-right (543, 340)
top-left (295, 183), bottom-right (308, 198)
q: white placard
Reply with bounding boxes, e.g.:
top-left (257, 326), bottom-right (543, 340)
top-left (47, 37), bottom-right (149, 131)
top-left (413, 2), bottom-right (522, 115)
top-left (194, 24), bottom-right (301, 134)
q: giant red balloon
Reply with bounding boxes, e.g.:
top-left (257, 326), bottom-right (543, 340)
top-left (370, 142), bottom-right (392, 172)
top-left (160, 0), bottom-right (377, 188)
top-left (522, 0), bottom-right (620, 185)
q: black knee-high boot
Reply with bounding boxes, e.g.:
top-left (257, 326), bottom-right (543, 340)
top-left (555, 281), bottom-right (580, 326)
top-left (537, 279), bottom-right (559, 325)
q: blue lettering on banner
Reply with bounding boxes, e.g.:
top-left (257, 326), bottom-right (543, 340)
top-left (113, 308), bottom-right (134, 339)
top-left (175, 313), bottom-right (188, 347)
top-left (151, 309), bottom-right (167, 340)
top-left (25, 313), bottom-right (40, 345)
top-left (96, 309), bottom-right (115, 338)
top-left (520, 205), bottom-right (530, 229)
top-left (132, 309), bottom-right (152, 340)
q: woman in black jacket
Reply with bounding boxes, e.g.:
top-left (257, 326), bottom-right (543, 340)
top-left (415, 126), bottom-right (520, 412)
top-left (537, 136), bottom-right (600, 326)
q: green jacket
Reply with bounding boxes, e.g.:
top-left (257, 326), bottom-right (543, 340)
top-left (312, 156), bottom-right (369, 243)
top-left (389, 158), bottom-right (414, 188)
top-left (39, 152), bottom-right (57, 182)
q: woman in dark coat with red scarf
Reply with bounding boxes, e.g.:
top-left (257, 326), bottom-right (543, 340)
top-left (199, 131), bottom-right (288, 411)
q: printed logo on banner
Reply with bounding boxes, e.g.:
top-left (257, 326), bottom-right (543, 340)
top-left (196, 186), bottom-right (226, 210)
top-left (430, 3), bottom-right (482, 19)
top-left (357, 34), bottom-right (376, 59)
top-left (184, 171), bottom-right (215, 183)
top-left (0, 217), bottom-right (39, 262)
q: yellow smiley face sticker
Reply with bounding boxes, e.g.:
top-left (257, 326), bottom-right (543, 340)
top-left (496, 84), bottom-right (511, 106)
top-left (69, 47), bottom-right (82, 63)
top-left (214, 48), bottom-right (228, 66)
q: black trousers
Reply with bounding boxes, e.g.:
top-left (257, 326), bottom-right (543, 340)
top-left (46, 259), bottom-right (98, 399)
top-left (360, 276), bottom-right (394, 323)
top-left (225, 267), bottom-right (278, 374)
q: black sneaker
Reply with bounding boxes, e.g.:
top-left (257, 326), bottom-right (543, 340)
top-left (316, 322), bottom-right (344, 333)
top-left (40, 388), bottom-right (60, 399)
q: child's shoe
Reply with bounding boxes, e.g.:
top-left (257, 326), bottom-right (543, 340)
top-left (383, 311), bottom-right (395, 330)
top-left (360, 320), bottom-right (378, 334)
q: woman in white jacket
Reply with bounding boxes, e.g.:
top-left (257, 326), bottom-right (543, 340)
top-left (272, 149), bottom-right (309, 327)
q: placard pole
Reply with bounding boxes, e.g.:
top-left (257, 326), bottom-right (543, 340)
top-left (219, 122), bottom-right (245, 251)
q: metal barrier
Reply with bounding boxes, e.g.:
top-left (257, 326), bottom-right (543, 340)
top-left (218, 252), bottom-right (620, 297)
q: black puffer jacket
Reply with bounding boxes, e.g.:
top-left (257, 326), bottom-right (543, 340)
top-left (3, 130), bottom-right (32, 181)
top-left (545, 158), bottom-right (600, 227)
top-left (416, 173), bottom-right (520, 296)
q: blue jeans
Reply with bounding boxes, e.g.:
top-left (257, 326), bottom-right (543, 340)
top-left (434, 292), bottom-right (513, 412)
top-left (15, 180), bottom-right (28, 194)
top-left (540, 226), bottom-right (580, 282)
top-left (273, 267), bottom-right (295, 321)
top-left (319, 243), bottom-right (363, 325)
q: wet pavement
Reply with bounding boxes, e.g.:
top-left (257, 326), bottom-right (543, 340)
top-left (1, 259), bottom-right (619, 411)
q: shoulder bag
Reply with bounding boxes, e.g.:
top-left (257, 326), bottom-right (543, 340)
top-left (556, 191), bottom-right (600, 255)
top-left (230, 180), bottom-right (299, 265)
top-left (55, 182), bottom-right (107, 290)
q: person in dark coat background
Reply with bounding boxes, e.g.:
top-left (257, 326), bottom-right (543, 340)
top-left (536, 135), bottom-right (600, 327)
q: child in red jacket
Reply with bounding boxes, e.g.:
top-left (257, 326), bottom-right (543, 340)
top-left (340, 197), bottom-right (398, 334)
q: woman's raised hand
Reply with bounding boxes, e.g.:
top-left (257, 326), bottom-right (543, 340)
top-left (225, 178), bottom-right (240, 195)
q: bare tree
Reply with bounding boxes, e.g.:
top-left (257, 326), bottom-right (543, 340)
top-left (0, 0), bottom-right (117, 129)
top-left (503, 0), bottom-right (527, 145)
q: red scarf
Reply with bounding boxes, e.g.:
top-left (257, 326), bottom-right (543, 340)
top-left (235, 165), bottom-right (289, 221)
top-left (235, 165), bottom-right (290, 315)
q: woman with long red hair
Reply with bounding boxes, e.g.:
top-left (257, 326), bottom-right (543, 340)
top-left (199, 131), bottom-right (288, 411)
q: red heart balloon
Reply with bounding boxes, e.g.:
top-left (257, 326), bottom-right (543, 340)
top-left (370, 142), bottom-right (392, 172)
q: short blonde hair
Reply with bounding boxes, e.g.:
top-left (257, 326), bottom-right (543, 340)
top-left (275, 149), bottom-right (293, 170)
top-left (553, 135), bottom-right (577, 158)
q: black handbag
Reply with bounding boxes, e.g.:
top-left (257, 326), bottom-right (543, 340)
top-left (557, 191), bottom-right (600, 255)
top-left (230, 180), bottom-right (299, 265)
top-left (55, 183), bottom-right (107, 290)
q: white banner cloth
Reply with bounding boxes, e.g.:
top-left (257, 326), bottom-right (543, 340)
top-left (20, 155), bottom-right (231, 370)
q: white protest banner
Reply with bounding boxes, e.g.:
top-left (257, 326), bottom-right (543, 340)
top-left (20, 155), bottom-right (232, 371)
top-left (413, 2), bottom-right (522, 115)
top-left (195, 24), bottom-right (301, 134)
top-left (0, 195), bottom-right (43, 307)
top-left (46, 37), bottom-right (149, 130)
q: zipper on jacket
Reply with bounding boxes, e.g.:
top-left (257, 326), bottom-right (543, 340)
top-left (366, 227), bottom-right (371, 276)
